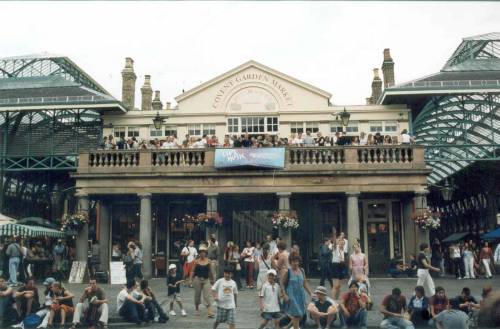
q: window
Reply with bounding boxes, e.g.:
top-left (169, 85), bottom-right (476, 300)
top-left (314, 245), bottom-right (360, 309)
top-left (164, 126), bottom-right (177, 137)
top-left (369, 121), bottom-right (383, 132)
top-left (305, 122), bottom-right (319, 133)
top-left (267, 117), bottom-right (278, 132)
top-left (384, 121), bottom-right (398, 132)
top-left (228, 118), bottom-right (239, 133)
top-left (150, 126), bottom-right (162, 138)
top-left (329, 123), bottom-right (343, 134)
top-left (113, 127), bottom-right (126, 139)
top-left (346, 121), bottom-right (359, 133)
top-left (188, 124), bottom-right (201, 136)
top-left (127, 127), bottom-right (140, 138)
top-left (241, 117), bottom-right (265, 133)
top-left (202, 124), bottom-right (216, 136)
top-left (290, 122), bottom-right (304, 134)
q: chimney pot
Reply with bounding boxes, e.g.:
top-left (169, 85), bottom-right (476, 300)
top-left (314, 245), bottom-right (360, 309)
top-left (141, 75), bottom-right (153, 111)
top-left (382, 48), bottom-right (395, 88)
top-left (154, 90), bottom-right (161, 100)
top-left (373, 68), bottom-right (380, 79)
top-left (125, 57), bottom-right (134, 68)
top-left (166, 102), bottom-right (171, 110)
top-left (121, 57), bottom-right (137, 110)
top-left (383, 49), bottom-right (392, 61)
top-left (144, 75), bottom-right (151, 85)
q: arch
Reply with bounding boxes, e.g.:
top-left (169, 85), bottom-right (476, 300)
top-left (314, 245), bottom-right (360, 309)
top-left (220, 81), bottom-right (286, 113)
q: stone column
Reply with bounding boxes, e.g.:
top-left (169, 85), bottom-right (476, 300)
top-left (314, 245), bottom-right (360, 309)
top-left (414, 190), bottom-right (430, 248)
top-left (205, 193), bottom-right (219, 241)
top-left (139, 193), bottom-right (153, 279)
top-left (76, 193), bottom-right (89, 262)
top-left (346, 192), bottom-right (361, 251)
top-left (402, 198), bottom-right (416, 259)
top-left (99, 202), bottom-right (111, 272)
top-left (277, 192), bottom-right (292, 249)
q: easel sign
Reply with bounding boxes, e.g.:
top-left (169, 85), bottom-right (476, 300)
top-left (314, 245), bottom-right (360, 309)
top-left (110, 261), bottom-right (127, 284)
top-left (68, 261), bottom-right (88, 283)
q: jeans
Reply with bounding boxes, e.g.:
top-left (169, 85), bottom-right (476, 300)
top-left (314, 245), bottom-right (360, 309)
top-left (464, 258), bottom-right (475, 279)
top-left (8, 257), bottom-right (20, 284)
top-left (319, 262), bottom-right (330, 286)
top-left (339, 308), bottom-right (367, 329)
top-left (0, 296), bottom-right (17, 325)
top-left (119, 300), bottom-right (145, 324)
top-left (144, 299), bottom-right (168, 321)
top-left (380, 316), bottom-right (415, 329)
top-left (133, 264), bottom-right (143, 279)
top-left (452, 258), bottom-right (463, 278)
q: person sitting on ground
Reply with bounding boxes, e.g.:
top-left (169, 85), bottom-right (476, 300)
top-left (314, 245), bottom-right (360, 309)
top-left (477, 290), bottom-right (500, 327)
top-left (480, 285), bottom-right (492, 307)
top-left (339, 281), bottom-right (368, 329)
top-left (33, 277), bottom-right (56, 329)
top-left (379, 287), bottom-right (414, 329)
top-left (388, 256), bottom-right (406, 278)
top-left (405, 254), bottom-right (418, 278)
top-left (117, 281), bottom-right (145, 325)
top-left (47, 282), bottom-right (74, 327)
top-left (452, 287), bottom-right (480, 316)
top-left (71, 278), bottom-right (108, 329)
top-left (0, 277), bottom-right (17, 327)
top-left (429, 286), bottom-right (449, 327)
top-left (407, 286), bottom-right (430, 326)
top-left (307, 286), bottom-right (338, 329)
top-left (140, 279), bottom-right (168, 323)
top-left (167, 264), bottom-right (186, 317)
top-left (433, 309), bottom-right (470, 329)
top-left (258, 269), bottom-right (281, 329)
top-left (14, 277), bottom-right (40, 319)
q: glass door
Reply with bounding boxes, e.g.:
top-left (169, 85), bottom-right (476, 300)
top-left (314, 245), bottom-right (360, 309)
top-left (363, 202), bottom-right (392, 275)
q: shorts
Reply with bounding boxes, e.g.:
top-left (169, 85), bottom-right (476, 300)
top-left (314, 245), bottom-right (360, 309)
top-left (262, 312), bottom-right (281, 321)
top-left (169, 293), bottom-right (182, 303)
top-left (216, 307), bottom-right (236, 324)
top-left (330, 263), bottom-right (345, 279)
top-left (50, 303), bottom-right (74, 314)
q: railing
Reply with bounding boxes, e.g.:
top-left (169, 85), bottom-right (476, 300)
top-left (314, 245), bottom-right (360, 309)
top-left (0, 95), bottom-right (110, 106)
top-left (390, 79), bottom-right (500, 89)
top-left (80, 145), bottom-right (425, 172)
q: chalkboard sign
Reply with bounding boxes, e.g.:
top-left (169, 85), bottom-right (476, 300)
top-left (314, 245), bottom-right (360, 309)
top-left (68, 261), bottom-right (87, 283)
top-left (110, 261), bottom-right (127, 284)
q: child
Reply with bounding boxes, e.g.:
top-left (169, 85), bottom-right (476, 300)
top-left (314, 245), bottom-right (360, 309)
top-left (212, 266), bottom-right (238, 329)
top-left (167, 264), bottom-right (186, 316)
top-left (258, 269), bottom-right (281, 329)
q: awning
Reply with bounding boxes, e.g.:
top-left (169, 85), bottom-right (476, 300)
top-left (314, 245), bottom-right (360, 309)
top-left (482, 228), bottom-right (500, 240)
top-left (0, 223), bottom-right (65, 238)
top-left (442, 232), bottom-right (469, 243)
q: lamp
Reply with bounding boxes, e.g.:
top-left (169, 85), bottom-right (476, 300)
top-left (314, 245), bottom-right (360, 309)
top-left (339, 107), bottom-right (351, 127)
top-left (153, 111), bottom-right (166, 130)
top-left (440, 180), bottom-right (454, 202)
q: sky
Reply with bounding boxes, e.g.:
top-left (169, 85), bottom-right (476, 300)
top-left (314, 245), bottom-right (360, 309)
top-left (0, 1), bottom-right (498, 106)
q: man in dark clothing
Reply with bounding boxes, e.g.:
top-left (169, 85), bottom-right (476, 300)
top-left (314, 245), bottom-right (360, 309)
top-left (379, 287), bottom-right (414, 329)
top-left (431, 239), bottom-right (444, 277)
top-left (241, 134), bottom-right (251, 147)
top-left (319, 238), bottom-right (332, 287)
top-left (14, 278), bottom-right (40, 319)
top-left (452, 287), bottom-right (479, 316)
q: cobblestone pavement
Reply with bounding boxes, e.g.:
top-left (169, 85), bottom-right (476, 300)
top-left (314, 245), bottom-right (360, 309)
top-left (48, 275), bottom-right (498, 328)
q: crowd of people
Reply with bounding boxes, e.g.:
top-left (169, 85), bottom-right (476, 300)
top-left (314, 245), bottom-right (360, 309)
top-left (99, 129), bottom-right (415, 151)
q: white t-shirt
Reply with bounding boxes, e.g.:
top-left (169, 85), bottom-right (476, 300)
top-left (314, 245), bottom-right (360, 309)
top-left (182, 246), bottom-right (198, 263)
top-left (359, 136), bottom-right (368, 146)
top-left (116, 289), bottom-right (129, 312)
top-left (401, 133), bottom-right (411, 144)
top-left (242, 247), bottom-right (255, 263)
top-left (259, 281), bottom-right (280, 313)
top-left (212, 278), bottom-right (238, 309)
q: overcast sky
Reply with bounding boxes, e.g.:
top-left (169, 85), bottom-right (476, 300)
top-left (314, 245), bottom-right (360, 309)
top-left (1, 2), bottom-right (498, 106)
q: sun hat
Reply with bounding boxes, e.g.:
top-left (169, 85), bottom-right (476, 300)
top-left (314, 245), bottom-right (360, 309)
top-left (314, 286), bottom-right (328, 296)
top-left (43, 277), bottom-right (56, 286)
top-left (168, 264), bottom-right (177, 270)
top-left (267, 269), bottom-right (277, 276)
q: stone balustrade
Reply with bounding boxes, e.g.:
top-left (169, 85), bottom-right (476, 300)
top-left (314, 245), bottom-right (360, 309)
top-left (79, 145), bottom-right (425, 173)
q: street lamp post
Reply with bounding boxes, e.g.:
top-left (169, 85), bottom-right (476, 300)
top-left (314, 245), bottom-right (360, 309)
top-left (153, 111), bottom-right (166, 130)
top-left (332, 107), bottom-right (351, 133)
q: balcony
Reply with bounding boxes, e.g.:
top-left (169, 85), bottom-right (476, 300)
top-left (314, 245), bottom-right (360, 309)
top-left (77, 145), bottom-right (426, 175)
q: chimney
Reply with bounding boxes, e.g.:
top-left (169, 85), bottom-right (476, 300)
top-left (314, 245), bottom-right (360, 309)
top-left (371, 68), bottom-right (382, 104)
top-left (382, 48), bottom-right (395, 88)
top-left (365, 97), bottom-right (372, 105)
top-left (165, 102), bottom-right (171, 110)
top-left (141, 75), bottom-right (153, 111)
top-left (152, 90), bottom-right (163, 111)
top-left (121, 57), bottom-right (137, 110)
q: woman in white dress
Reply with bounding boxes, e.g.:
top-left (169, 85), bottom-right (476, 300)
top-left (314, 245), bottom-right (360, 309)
top-left (255, 244), bottom-right (272, 292)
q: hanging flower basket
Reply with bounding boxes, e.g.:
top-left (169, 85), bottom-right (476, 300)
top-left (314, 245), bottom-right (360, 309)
top-left (412, 207), bottom-right (441, 230)
top-left (60, 212), bottom-right (89, 233)
top-left (271, 211), bottom-right (299, 230)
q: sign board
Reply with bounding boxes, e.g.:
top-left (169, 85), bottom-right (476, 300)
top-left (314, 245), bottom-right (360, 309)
top-left (68, 261), bottom-right (87, 284)
top-left (110, 261), bottom-right (127, 285)
top-left (214, 148), bottom-right (285, 169)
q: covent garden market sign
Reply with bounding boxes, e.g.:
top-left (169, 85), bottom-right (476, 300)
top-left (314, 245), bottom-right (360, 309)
top-left (211, 72), bottom-right (294, 109)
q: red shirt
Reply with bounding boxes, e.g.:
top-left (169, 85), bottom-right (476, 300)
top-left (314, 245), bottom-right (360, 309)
top-left (342, 292), bottom-right (367, 314)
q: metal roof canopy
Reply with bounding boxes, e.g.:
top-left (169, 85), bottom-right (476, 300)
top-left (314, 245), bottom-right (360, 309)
top-left (380, 33), bottom-right (500, 184)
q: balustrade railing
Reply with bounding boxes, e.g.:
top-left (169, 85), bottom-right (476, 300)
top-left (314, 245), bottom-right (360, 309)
top-left (88, 150), bottom-right (140, 167)
top-left (288, 147), bottom-right (345, 165)
top-left (152, 149), bottom-right (205, 167)
top-left (356, 145), bottom-right (413, 164)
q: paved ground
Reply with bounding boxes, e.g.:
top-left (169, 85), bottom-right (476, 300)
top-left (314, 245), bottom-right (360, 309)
top-left (46, 275), bottom-right (497, 328)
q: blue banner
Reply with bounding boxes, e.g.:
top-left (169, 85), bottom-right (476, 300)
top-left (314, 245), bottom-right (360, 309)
top-left (214, 148), bottom-right (285, 169)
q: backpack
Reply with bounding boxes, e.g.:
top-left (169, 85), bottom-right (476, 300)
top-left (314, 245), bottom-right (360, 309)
top-left (23, 314), bottom-right (42, 328)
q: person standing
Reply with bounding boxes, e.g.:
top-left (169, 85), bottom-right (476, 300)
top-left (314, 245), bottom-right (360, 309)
top-left (207, 236), bottom-right (219, 280)
top-left (190, 245), bottom-right (215, 318)
top-left (494, 242), bottom-right (500, 266)
top-left (349, 244), bottom-right (368, 286)
top-left (256, 245), bottom-right (273, 293)
top-left (462, 243), bottom-right (475, 279)
top-left (431, 238), bottom-right (445, 277)
top-left (273, 241), bottom-right (290, 280)
top-left (416, 243), bottom-right (440, 296)
top-left (281, 253), bottom-right (312, 329)
top-left (379, 287), bottom-right (414, 329)
top-left (6, 238), bottom-right (21, 286)
top-left (167, 264), bottom-right (186, 317)
top-left (258, 269), bottom-right (281, 329)
top-left (133, 241), bottom-right (144, 280)
top-left (241, 241), bottom-right (255, 289)
top-left (330, 238), bottom-right (346, 300)
top-left (52, 240), bottom-right (66, 281)
top-left (319, 238), bottom-right (332, 288)
top-left (212, 267), bottom-right (238, 329)
top-left (181, 240), bottom-right (198, 284)
top-left (450, 243), bottom-right (464, 279)
top-left (480, 242), bottom-right (493, 279)
top-left (227, 245), bottom-right (243, 291)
